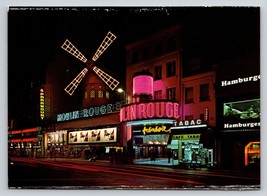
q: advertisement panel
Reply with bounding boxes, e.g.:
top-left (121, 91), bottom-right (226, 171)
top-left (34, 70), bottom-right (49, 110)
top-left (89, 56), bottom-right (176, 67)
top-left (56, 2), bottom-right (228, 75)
top-left (68, 127), bottom-right (117, 144)
top-left (223, 99), bottom-right (260, 129)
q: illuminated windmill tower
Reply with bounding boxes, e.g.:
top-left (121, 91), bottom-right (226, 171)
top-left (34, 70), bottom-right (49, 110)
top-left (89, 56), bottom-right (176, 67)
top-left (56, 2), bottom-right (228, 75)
top-left (61, 31), bottom-right (120, 107)
top-left (132, 70), bottom-right (153, 103)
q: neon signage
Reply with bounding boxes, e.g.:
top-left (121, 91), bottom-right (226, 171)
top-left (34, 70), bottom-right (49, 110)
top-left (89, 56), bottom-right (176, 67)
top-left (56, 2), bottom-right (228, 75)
top-left (120, 101), bottom-right (180, 122)
top-left (40, 88), bottom-right (45, 120)
top-left (57, 102), bottom-right (122, 122)
top-left (174, 119), bottom-right (202, 126)
top-left (142, 125), bottom-right (171, 135)
top-left (221, 75), bottom-right (260, 87)
top-left (11, 127), bottom-right (38, 135)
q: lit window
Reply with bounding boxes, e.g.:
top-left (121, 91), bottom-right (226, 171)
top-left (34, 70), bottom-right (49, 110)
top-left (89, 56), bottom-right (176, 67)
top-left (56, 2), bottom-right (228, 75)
top-left (98, 90), bottom-right (104, 98)
top-left (200, 84), bottom-right (209, 101)
top-left (166, 61), bottom-right (176, 77)
top-left (90, 90), bottom-right (95, 98)
top-left (185, 87), bottom-right (193, 104)
top-left (84, 91), bottom-right (88, 99)
top-left (106, 91), bottom-right (110, 99)
top-left (167, 88), bottom-right (176, 100)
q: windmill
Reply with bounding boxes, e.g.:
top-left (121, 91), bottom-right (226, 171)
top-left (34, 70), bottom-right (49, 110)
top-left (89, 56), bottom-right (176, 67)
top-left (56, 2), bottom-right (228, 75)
top-left (61, 31), bottom-right (120, 96)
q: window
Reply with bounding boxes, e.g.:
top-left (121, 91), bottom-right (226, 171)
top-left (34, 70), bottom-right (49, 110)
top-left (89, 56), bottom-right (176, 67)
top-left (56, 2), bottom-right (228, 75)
top-left (167, 88), bottom-right (176, 100)
top-left (154, 65), bottom-right (162, 80)
top-left (106, 91), bottom-right (110, 99)
top-left (185, 87), bottom-right (193, 104)
top-left (166, 61), bottom-right (176, 77)
top-left (98, 90), bottom-right (104, 98)
top-left (153, 42), bottom-right (163, 56)
top-left (90, 90), bottom-right (95, 98)
top-left (167, 36), bottom-right (177, 51)
top-left (200, 84), bottom-right (209, 101)
top-left (141, 46), bottom-right (148, 60)
top-left (84, 91), bottom-right (88, 99)
top-left (154, 90), bottom-right (162, 100)
top-left (132, 51), bottom-right (139, 64)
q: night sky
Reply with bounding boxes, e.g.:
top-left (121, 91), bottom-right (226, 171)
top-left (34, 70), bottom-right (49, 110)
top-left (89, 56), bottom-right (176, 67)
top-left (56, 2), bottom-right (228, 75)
top-left (8, 7), bottom-right (260, 128)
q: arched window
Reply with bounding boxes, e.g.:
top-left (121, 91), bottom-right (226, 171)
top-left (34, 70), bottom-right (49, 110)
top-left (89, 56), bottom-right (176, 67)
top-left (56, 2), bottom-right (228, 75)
top-left (90, 90), bottom-right (95, 98)
top-left (98, 90), bottom-right (104, 98)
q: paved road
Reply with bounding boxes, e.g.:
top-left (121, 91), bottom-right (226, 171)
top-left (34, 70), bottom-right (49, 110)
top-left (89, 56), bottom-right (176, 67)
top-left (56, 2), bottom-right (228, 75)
top-left (8, 157), bottom-right (260, 190)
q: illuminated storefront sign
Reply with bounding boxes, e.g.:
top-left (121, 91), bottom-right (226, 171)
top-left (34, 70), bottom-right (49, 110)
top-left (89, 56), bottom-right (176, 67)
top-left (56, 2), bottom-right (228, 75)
top-left (57, 102), bottom-right (122, 122)
top-left (174, 119), bottom-right (202, 126)
top-left (40, 88), bottom-right (45, 120)
top-left (11, 138), bottom-right (37, 143)
top-left (68, 127), bottom-right (117, 144)
top-left (221, 74), bottom-right (260, 87)
top-left (120, 101), bottom-right (180, 122)
top-left (11, 127), bottom-right (38, 135)
top-left (172, 134), bottom-right (201, 140)
top-left (142, 125), bottom-right (171, 135)
top-left (223, 99), bottom-right (260, 129)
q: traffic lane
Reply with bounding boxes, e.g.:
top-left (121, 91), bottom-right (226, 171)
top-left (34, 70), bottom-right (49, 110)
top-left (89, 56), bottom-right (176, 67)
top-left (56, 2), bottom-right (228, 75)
top-left (9, 160), bottom-right (203, 189)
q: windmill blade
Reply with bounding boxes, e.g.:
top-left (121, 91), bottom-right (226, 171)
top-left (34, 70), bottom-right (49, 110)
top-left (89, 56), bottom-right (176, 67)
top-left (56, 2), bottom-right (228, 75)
top-left (61, 39), bottom-right (87, 63)
top-left (92, 31), bottom-right (116, 62)
top-left (64, 68), bottom-right (88, 96)
top-left (92, 66), bottom-right (119, 90)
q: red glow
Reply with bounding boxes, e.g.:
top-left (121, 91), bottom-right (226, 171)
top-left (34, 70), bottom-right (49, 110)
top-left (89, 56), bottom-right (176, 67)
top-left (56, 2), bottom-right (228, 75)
top-left (133, 75), bottom-right (153, 96)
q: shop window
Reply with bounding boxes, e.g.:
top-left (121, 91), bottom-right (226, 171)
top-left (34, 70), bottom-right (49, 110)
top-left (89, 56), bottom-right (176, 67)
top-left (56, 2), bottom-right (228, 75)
top-left (154, 90), bottom-right (162, 100)
top-left (90, 90), bottom-right (95, 98)
top-left (154, 65), bottom-right (162, 80)
top-left (153, 42), bottom-right (163, 56)
top-left (98, 90), bottom-right (104, 98)
top-left (244, 141), bottom-right (260, 167)
top-left (200, 84), bottom-right (209, 101)
top-left (185, 87), bottom-right (193, 104)
top-left (167, 88), bottom-right (176, 100)
top-left (166, 61), bottom-right (176, 77)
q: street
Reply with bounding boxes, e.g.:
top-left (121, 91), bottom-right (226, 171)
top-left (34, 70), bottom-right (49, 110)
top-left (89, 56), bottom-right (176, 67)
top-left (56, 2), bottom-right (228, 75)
top-left (8, 157), bottom-right (260, 190)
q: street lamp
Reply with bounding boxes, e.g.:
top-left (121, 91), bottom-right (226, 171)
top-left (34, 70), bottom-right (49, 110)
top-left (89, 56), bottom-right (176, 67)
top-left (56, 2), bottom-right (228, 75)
top-left (117, 88), bottom-right (126, 104)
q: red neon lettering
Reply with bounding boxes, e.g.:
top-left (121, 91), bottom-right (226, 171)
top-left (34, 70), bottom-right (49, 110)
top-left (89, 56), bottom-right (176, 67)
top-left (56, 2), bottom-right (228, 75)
top-left (155, 102), bottom-right (165, 118)
top-left (120, 107), bottom-right (127, 122)
top-left (166, 102), bottom-right (173, 118)
top-left (130, 104), bottom-right (136, 121)
top-left (146, 103), bottom-right (155, 118)
top-left (138, 104), bottom-right (146, 119)
top-left (173, 103), bottom-right (179, 118)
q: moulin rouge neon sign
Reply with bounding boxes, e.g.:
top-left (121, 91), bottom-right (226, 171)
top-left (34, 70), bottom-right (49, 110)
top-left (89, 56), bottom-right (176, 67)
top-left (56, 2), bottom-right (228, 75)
top-left (120, 101), bottom-right (180, 122)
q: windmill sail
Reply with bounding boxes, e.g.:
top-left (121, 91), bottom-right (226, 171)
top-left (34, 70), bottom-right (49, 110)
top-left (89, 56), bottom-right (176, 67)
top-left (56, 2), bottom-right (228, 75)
top-left (92, 66), bottom-right (119, 90)
top-left (64, 68), bottom-right (88, 96)
top-left (92, 31), bottom-right (116, 62)
top-left (61, 39), bottom-right (87, 63)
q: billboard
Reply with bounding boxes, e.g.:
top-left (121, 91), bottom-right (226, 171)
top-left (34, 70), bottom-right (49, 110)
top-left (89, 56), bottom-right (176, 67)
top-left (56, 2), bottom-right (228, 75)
top-left (68, 127), bottom-right (117, 144)
top-left (223, 99), bottom-right (260, 129)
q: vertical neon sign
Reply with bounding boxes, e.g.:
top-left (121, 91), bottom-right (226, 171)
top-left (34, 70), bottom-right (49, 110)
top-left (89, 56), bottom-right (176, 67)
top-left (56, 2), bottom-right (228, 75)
top-left (40, 88), bottom-right (45, 120)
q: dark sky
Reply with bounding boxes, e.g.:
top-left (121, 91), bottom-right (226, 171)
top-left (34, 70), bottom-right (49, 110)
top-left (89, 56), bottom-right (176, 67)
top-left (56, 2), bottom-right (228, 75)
top-left (8, 7), bottom-right (260, 127)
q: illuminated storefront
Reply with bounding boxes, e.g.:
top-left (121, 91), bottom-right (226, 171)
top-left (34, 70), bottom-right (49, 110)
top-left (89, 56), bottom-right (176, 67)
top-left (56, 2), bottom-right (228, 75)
top-left (167, 119), bottom-right (214, 167)
top-left (120, 100), bottom-right (179, 163)
top-left (8, 127), bottom-right (43, 158)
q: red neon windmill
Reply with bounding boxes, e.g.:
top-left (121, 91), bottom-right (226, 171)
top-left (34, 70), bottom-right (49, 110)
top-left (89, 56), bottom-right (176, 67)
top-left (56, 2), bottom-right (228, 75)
top-left (61, 31), bottom-right (120, 96)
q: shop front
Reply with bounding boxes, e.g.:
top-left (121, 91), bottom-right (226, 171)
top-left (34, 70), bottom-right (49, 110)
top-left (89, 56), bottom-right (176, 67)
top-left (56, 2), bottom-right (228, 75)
top-left (8, 127), bottom-right (43, 158)
top-left (167, 119), bottom-right (215, 168)
top-left (120, 100), bottom-right (180, 165)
